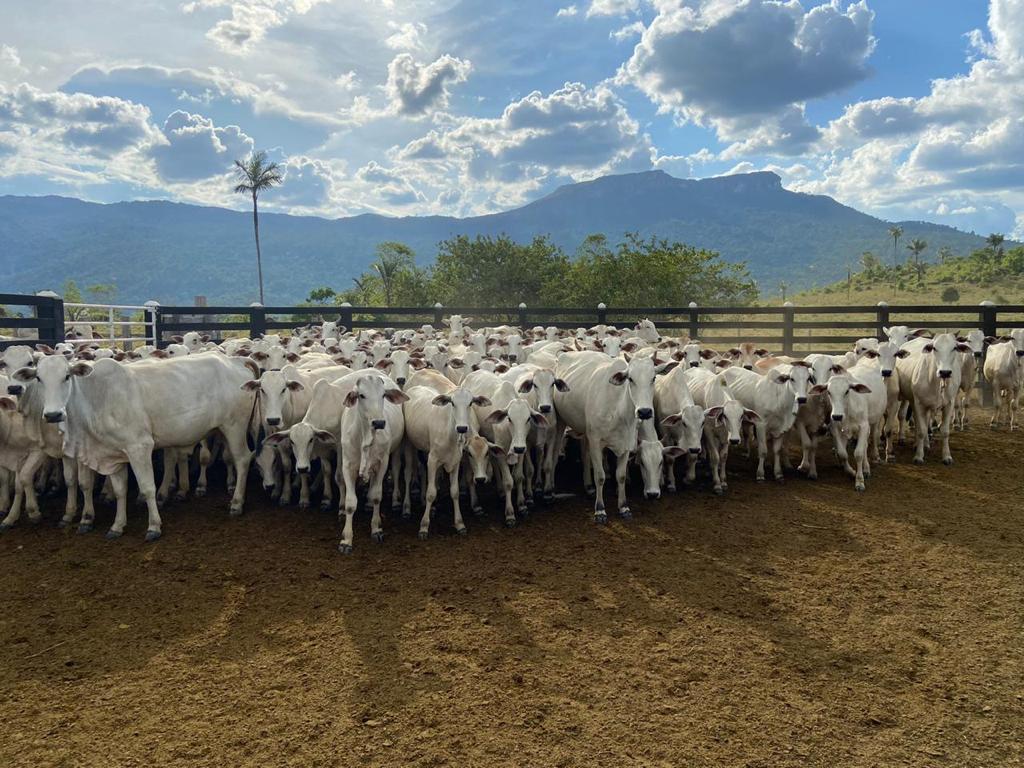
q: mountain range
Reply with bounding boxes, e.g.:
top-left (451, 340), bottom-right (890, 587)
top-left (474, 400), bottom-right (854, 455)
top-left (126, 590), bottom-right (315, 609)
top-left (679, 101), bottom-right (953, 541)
top-left (0, 170), bottom-right (1005, 305)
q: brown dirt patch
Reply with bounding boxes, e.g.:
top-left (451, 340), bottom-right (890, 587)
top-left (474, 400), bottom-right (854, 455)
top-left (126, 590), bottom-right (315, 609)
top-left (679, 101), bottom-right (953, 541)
top-left (1, 407), bottom-right (1022, 767)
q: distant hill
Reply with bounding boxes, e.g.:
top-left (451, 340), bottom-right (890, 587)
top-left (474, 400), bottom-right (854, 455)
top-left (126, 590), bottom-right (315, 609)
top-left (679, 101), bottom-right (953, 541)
top-left (0, 170), bottom-right (1006, 305)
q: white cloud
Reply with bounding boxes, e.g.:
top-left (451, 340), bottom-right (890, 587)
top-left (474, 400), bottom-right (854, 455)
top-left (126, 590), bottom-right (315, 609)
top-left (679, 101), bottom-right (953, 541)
top-left (186, 0), bottom-right (332, 54)
top-left (556, 5), bottom-right (578, 18)
top-left (334, 70), bottom-right (359, 91)
top-left (0, 45), bottom-right (27, 84)
top-left (385, 53), bottom-right (471, 117)
top-left (355, 160), bottom-right (426, 205)
top-left (610, 21), bottom-right (645, 42)
top-left (587, 0), bottom-right (640, 18)
top-left (385, 21), bottom-right (427, 51)
top-left (149, 110), bottom-right (254, 183)
top-left (620, 0), bottom-right (875, 122)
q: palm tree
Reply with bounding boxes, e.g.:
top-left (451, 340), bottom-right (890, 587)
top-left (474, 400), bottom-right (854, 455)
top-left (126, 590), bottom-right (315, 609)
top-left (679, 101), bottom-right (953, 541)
top-left (887, 225), bottom-right (903, 288)
top-left (234, 151), bottom-right (283, 305)
top-left (906, 238), bottom-right (927, 286)
top-left (371, 241), bottom-right (415, 307)
top-left (351, 275), bottom-right (376, 305)
top-left (986, 233), bottom-right (1005, 260)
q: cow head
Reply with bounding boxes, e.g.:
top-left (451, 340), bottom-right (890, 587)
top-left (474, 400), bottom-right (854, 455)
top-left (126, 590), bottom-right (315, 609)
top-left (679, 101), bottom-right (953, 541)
top-left (661, 404), bottom-right (705, 455)
top-left (634, 318), bottom-right (661, 343)
top-left (243, 368), bottom-right (304, 428)
top-left (14, 354), bottom-right (92, 423)
top-left (486, 398), bottom-right (546, 457)
top-left (608, 355), bottom-right (677, 421)
top-left (343, 373), bottom-right (408, 432)
top-left (814, 375), bottom-right (872, 423)
top-left (517, 369), bottom-right (569, 415)
top-left (268, 423), bottom-right (334, 475)
top-left (433, 387), bottom-right (489, 436)
top-left (705, 400), bottom-right (759, 445)
top-left (921, 333), bottom-right (972, 379)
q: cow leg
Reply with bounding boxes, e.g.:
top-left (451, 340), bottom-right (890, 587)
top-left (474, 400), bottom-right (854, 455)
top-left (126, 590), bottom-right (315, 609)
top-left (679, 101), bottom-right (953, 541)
top-left (320, 454), bottom-right (335, 512)
top-left (542, 425), bottom-right (559, 502)
top-left (685, 451), bottom-right (698, 485)
top-left (831, 424), bottom-right (854, 478)
top-left (581, 435), bottom-right (595, 496)
top-left (219, 429), bottom-right (253, 517)
top-left (0, 468), bottom-right (10, 514)
top-left (418, 453), bottom-right (440, 539)
top-left (401, 444), bottom-right (415, 520)
top-left (513, 459), bottom-right (528, 515)
top-left (462, 461), bottom-right (481, 515)
top-left (61, 458), bottom-right (79, 528)
top-left (389, 447), bottom-right (402, 514)
top-left (156, 450), bottom-right (175, 505)
top-left (939, 404), bottom-right (954, 465)
top-left (105, 466), bottom-right (130, 539)
top-left (770, 434), bottom-right (784, 481)
top-left (588, 440), bottom-right (608, 523)
top-left (369, 467), bottom-right (386, 544)
top-left (852, 428), bottom-right (868, 492)
top-left (126, 446), bottom-right (162, 542)
top-left (664, 449), bottom-right (677, 493)
top-left (338, 456), bottom-right (360, 554)
top-left (796, 422), bottom-right (813, 478)
top-left (912, 399), bottom-right (929, 464)
top-left (448, 463), bottom-right (466, 535)
top-left (614, 450), bottom-right (631, 519)
top-left (754, 423), bottom-right (768, 481)
top-left (71, 464), bottom-right (97, 534)
top-left (4, 449), bottom-right (47, 528)
top-left (195, 440), bottom-right (212, 497)
top-left (494, 458), bottom-right (516, 526)
top-left (174, 451), bottom-right (190, 501)
top-left (278, 448), bottom-right (294, 506)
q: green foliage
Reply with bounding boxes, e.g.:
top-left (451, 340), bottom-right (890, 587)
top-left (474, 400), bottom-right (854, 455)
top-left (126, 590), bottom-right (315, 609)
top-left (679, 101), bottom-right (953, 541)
top-left (940, 286), bottom-right (960, 303)
top-left (62, 280), bottom-right (119, 320)
top-left (306, 286), bottom-right (337, 304)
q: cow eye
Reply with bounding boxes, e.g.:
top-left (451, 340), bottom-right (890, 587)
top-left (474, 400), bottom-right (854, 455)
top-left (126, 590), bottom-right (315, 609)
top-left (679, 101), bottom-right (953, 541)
top-left (359, 394), bottom-right (365, 399)
top-left (65, 374), bottom-right (71, 382)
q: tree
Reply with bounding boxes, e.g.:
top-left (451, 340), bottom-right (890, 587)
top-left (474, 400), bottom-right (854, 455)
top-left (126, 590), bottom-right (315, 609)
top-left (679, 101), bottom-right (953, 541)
top-left (940, 286), bottom-right (960, 303)
top-left (887, 225), bottom-right (903, 287)
top-left (350, 274), bottom-right (379, 305)
top-left (906, 238), bottom-right (928, 285)
top-left (937, 245), bottom-right (954, 264)
top-left (372, 241), bottom-right (415, 306)
top-left (986, 233), bottom-right (1005, 254)
top-left (233, 150), bottom-right (283, 305)
top-left (306, 286), bottom-right (337, 304)
top-left (860, 251), bottom-right (882, 279)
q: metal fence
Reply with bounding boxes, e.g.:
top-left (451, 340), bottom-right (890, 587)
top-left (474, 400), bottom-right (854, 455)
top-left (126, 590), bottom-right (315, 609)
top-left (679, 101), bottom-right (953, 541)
top-left (0, 294), bottom-right (158, 350)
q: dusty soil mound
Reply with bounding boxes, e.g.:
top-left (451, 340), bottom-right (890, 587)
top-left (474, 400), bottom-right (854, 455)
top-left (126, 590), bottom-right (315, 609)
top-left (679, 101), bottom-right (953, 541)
top-left (1, 408), bottom-right (1022, 767)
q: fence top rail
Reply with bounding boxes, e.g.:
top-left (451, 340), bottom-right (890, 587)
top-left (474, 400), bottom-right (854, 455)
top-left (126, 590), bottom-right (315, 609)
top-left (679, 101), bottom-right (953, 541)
top-left (0, 293), bottom-right (59, 307)
top-left (64, 302), bottom-right (157, 312)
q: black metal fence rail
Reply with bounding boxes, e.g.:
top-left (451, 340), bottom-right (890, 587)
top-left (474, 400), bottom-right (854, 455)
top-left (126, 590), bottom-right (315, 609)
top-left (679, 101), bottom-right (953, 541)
top-left (0, 293), bottom-right (65, 350)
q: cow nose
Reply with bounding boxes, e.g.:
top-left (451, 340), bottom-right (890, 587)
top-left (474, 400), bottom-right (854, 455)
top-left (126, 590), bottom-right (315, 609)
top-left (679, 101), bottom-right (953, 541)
top-left (939, 370), bottom-right (952, 379)
top-left (539, 404), bottom-right (552, 414)
top-left (396, 377), bottom-right (406, 387)
top-left (456, 425), bottom-right (468, 434)
top-left (973, 352), bottom-right (982, 359)
top-left (743, 364), bottom-right (753, 370)
top-left (508, 355), bottom-right (517, 362)
top-left (371, 419), bottom-right (386, 430)
top-left (475, 476), bottom-right (486, 484)
top-left (637, 408), bottom-right (653, 420)
top-left (514, 446), bottom-right (526, 455)
top-left (645, 491), bottom-right (660, 500)
top-left (7, 384), bottom-right (23, 395)
top-left (297, 466), bottom-right (309, 475)
top-left (689, 447), bottom-right (700, 455)
top-left (689, 362), bottom-right (699, 368)
top-left (44, 411), bottom-right (64, 423)
top-left (882, 370), bottom-right (892, 377)
top-left (831, 414), bottom-right (844, 422)
top-left (266, 416), bottom-right (281, 426)
top-left (1016, 350), bottom-right (1024, 358)
top-left (729, 438), bottom-right (741, 445)
top-left (797, 396), bottom-right (807, 404)
top-left (263, 482), bottom-right (276, 490)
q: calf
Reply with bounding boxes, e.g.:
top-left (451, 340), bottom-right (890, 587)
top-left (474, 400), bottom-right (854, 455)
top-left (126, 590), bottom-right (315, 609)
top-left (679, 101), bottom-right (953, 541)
top-left (814, 364), bottom-right (887, 491)
top-left (983, 339), bottom-right (1022, 430)
top-left (686, 367), bottom-right (759, 494)
top-left (718, 366), bottom-right (797, 481)
top-left (653, 364), bottom-right (705, 491)
top-left (954, 329), bottom-right (985, 430)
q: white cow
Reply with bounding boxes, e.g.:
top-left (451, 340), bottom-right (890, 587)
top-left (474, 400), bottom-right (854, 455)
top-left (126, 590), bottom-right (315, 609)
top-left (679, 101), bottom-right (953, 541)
top-left (502, 363), bottom-right (570, 501)
top-left (855, 342), bottom-right (909, 461)
top-left (954, 329), bottom-right (985, 430)
top-left (813, 364), bottom-right (887, 491)
top-left (12, 354), bottom-right (260, 540)
top-left (653, 364), bottom-right (706, 491)
top-left (983, 339), bottom-right (1022, 430)
top-left (718, 366), bottom-right (798, 481)
top-left (896, 333), bottom-right (972, 464)
top-left (554, 351), bottom-right (674, 522)
top-left (686, 367), bottom-right (759, 494)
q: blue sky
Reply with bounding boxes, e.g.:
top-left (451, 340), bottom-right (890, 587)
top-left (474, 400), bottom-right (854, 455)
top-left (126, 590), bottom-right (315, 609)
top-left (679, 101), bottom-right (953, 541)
top-left (0, 1), bottom-right (1021, 237)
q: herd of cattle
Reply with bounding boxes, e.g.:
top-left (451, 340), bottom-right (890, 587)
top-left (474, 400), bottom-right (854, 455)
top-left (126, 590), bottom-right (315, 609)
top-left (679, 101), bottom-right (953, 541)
top-left (1, 316), bottom-right (1022, 553)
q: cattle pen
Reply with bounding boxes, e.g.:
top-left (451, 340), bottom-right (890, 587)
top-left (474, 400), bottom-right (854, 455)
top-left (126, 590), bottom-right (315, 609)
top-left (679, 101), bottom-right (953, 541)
top-left (1, 292), bottom-right (1023, 767)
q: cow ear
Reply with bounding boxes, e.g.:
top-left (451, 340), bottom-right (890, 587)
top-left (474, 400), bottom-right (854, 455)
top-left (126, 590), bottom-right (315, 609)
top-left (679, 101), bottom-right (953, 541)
top-left (252, 351), bottom-right (269, 361)
top-left (895, 349), bottom-right (910, 358)
top-left (12, 366), bottom-right (37, 382)
top-left (830, 364), bottom-right (846, 374)
top-left (530, 411), bottom-right (548, 426)
top-left (755, 348), bottom-right (769, 357)
top-left (775, 373), bottom-right (791, 383)
top-left (864, 350), bottom-right (879, 359)
top-left (910, 328), bottom-right (933, 339)
top-left (661, 413), bottom-right (683, 427)
top-left (517, 379), bottom-right (535, 393)
top-left (242, 359), bottom-right (261, 378)
top-left (810, 384), bottom-right (828, 395)
top-left (241, 379), bottom-right (262, 391)
top-left (150, 349), bottom-right (170, 359)
top-left (375, 358), bottom-right (394, 370)
top-left (703, 406), bottom-right (723, 422)
top-left (0, 395), bottom-right (16, 411)
top-left (384, 388), bottom-right (409, 404)
top-left (672, 350), bottom-right (685, 361)
top-left (264, 430), bottom-right (290, 445)
top-left (850, 383), bottom-right (872, 394)
top-left (663, 446), bottom-right (688, 459)
top-left (792, 360), bottom-right (811, 368)
top-left (313, 430), bottom-right (336, 444)
top-left (171, 335), bottom-right (184, 343)
top-left (485, 409), bottom-right (508, 424)
top-left (621, 342), bottom-right (638, 353)
top-left (70, 362), bottom-right (93, 377)
top-left (494, 363), bottom-right (509, 373)
top-left (285, 380), bottom-right (304, 392)
top-left (431, 394), bottom-right (452, 407)
top-left (201, 334), bottom-right (211, 342)
top-left (472, 395), bottom-right (492, 407)
top-left (488, 443), bottom-right (506, 456)
top-left (553, 378), bottom-right (570, 392)
top-left (344, 389), bottom-right (360, 407)
top-left (286, 352), bottom-right (301, 363)
top-left (923, 343), bottom-right (935, 353)
top-left (714, 359), bottom-right (732, 369)
top-left (655, 361), bottom-right (678, 376)
top-left (699, 348), bottom-right (715, 359)
top-left (449, 358), bottom-right (465, 369)
top-left (35, 343), bottom-right (55, 354)
top-left (409, 357), bottom-right (426, 370)
top-left (742, 408), bottom-right (760, 423)
top-left (955, 343), bottom-right (973, 353)
top-left (609, 370), bottom-right (628, 386)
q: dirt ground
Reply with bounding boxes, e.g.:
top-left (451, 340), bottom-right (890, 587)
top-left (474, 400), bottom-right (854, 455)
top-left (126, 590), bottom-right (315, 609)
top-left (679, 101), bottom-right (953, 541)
top-left (1, 406), bottom-right (1022, 768)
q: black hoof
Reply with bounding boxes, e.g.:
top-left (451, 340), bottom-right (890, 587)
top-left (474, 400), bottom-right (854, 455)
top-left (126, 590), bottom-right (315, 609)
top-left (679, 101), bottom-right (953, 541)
top-left (195, 488), bottom-right (207, 498)
top-left (913, 458), bottom-right (925, 466)
top-left (371, 531), bottom-right (385, 543)
top-left (418, 531), bottom-right (429, 541)
top-left (229, 508), bottom-right (243, 518)
top-left (457, 527), bottom-right (468, 536)
top-left (0, 522), bottom-right (11, 533)
top-left (401, 510), bottom-right (412, 521)
top-left (543, 491), bottom-right (555, 503)
top-left (473, 506), bottom-right (485, 517)
top-left (144, 530), bottom-right (161, 543)
top-left (338, 543), bottom-right (353, 555)
top-left (105, 529), bottom-right (122, 540)
top-left (28, 516), bottom-right (42, 526)
top-left (57, 519), bottom-right (69, 529)
top-left (594, 512), bottom-right (608, 524)
top-left (713, 487), bottom-right (724, 496)
top-left (505, 518), bottom-right (516, 528)
top-left (943, 457), bottom-right (953, 466)
top-left (77, 523), bottom-right (93, 535)
top-left (619, 508), bottom-right (632, 520)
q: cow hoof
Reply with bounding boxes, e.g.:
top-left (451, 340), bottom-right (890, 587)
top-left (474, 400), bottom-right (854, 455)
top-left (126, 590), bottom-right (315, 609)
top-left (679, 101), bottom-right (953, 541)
top-left (543, 491), bottom-right (555, 503)
top-left (505, 518), bottom-right (516, 528)
top-left (77, 523), bottom-right (93, 535)
top-left (943, 457), bottom-right (954, 466)
top-left (417, 531), bottom-right (429, 541)
top-left (913, 458), bottom-right (925, 466)
top-left (619, 508), bottom-right (632, 520)
top-left (338, 543), bottom-right (353, 555)
top-left (594, 512), bottom-right (608, 525)
top-left (28, 515), bottom-right (42, 526)
top-left (57, 519), bottom-right (70, 529)
top-left (713, 487), bottom-right (724, 495)
top-left (756, 476), bottom-right (765, 482)
top-left (457, 527), bottom-right (468, 536)
top-left (391, 504), bottom-right (403, 516)
top-left (855, 483), bottom-right (865, 492)
top-left (105, 529), bottom-right (122, 541)
top-left (775, 476), bottom-right (785, 484)
top-left (144, 530), bottom-right (161, 543)
top-left (473, 506), bottom-right (485, 517)
top-left (174, 492), bottom-right (187, 502)
top-left (518, 506), bottom-right (529, 517)
top-left (807, 473), bottom-right (818, 481)
top-left (195, 487), bottom-right (207, 498)
top-left (585, 486), bottom-right (595, 498)
top-left (155, 495), bottom-right (167, 506)
top-left (401, 510), bottom-right (412, 521)
top-left (321, 500), bottom-right (332, 512)
top-left (371, 531), bottom-right (385, 544)
top-left (0, 522), bottom-right (11, 533)
top-left (298, 501), bottom-right (310, 510)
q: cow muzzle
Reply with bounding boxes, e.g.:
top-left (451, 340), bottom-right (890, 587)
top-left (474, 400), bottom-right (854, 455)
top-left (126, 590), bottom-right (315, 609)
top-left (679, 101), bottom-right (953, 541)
top-left (743, 364), bottom-right (753, 370)
top-left (396, 377), bottom-right (406, 387)
top-left (297, 466), bottom-right (309, 475)
top-left (974, 352), bottom-right (982, 359)
top-left (938, 370), bottom-right (952, 379)
top-left (1016, 350), bottom-right (1024, 358)
top-left (689, 447), bottom-right (700, 455)
top-left (7, 384), bottom-right (23, 396)
top-left (539, 404), bottom-right (552, 414)
top-left (266, 416), bottom-right (281, 426)
top-left (645, 491), bottom-right (660, 500)
top-left (44, 411), bottom-right (64, 423)
top-left (456, 425), bottom-right (468, 435)
top-left (513, 446), bottom-right (526, 455)
top-left (881, 370), bottom-right (892, 378)
top-left (797, 396), bottom-right (807, 404)
top-left (371, 419), bottom-right (386, 430)
top-left (729, 437), bottom-right (741, 445)
top-left (689, 362), bottom-right (699, 368)
top-left (831, 414), bottom-right (844, 422)
top-left (637, 407), bottom-right (653, 420)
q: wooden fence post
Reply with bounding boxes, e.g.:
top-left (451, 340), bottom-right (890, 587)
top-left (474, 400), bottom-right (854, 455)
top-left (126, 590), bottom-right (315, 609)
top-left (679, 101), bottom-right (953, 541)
top-left (688, 303), bottom-right (699, 341)
top-left (518, 303), bottom-right (528, 329)
top-left (433, 303), bottom-right (444, 327)
top-left (782, 304), bottom-right (795, 356)
top-left (597, 302), bottom-right (607, 326)
top-left (35, 294), bottom-right (65, 347)
top-left (980, 302), bottom-right (997, 407)
top-left (875, 302), bottom-right (889, 340)
top-left (339, 303), bottom-right (353, 333)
